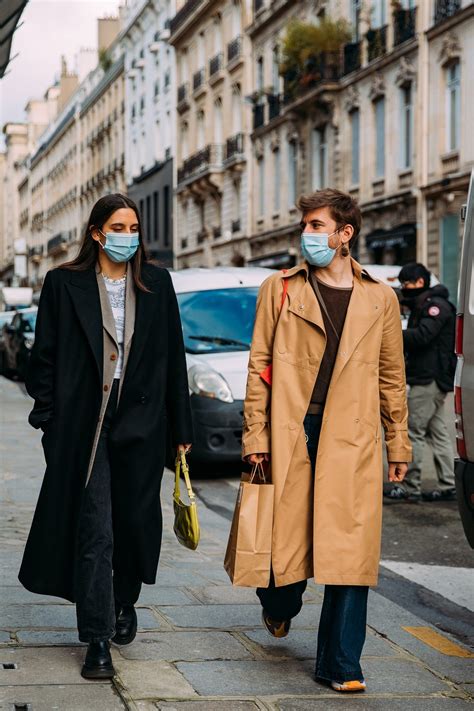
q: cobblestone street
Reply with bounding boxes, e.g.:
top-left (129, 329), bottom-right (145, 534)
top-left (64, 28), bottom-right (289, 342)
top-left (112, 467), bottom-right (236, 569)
top-left (1, 376), bottom-right (473, 710)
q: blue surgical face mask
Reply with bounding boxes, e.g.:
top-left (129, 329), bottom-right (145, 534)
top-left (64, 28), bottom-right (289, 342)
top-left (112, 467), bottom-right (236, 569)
top-left (301, 230), bottom-right (339, 268)
top-left (98, 230), bottom-right (140, 263)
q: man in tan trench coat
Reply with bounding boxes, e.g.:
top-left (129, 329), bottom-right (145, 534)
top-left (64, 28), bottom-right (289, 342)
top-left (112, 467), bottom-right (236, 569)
top-left (243, 189), bottom-right (412, 693)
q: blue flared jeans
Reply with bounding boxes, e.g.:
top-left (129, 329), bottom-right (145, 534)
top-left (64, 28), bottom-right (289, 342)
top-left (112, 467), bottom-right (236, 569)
top-left (257, 413), bottom-right (369, 683)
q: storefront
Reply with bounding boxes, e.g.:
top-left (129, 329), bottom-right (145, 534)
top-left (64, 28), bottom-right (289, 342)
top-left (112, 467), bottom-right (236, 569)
top-left (364, 223), bottom-right (417, 267)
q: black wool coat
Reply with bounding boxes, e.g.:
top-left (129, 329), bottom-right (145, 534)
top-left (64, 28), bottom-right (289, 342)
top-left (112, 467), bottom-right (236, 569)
top-left (19, 263), bottom-right (193, 602)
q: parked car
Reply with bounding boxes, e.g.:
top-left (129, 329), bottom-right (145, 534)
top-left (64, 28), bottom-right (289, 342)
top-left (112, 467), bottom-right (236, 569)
top-left (170, 267), bottom-right (273, 464)
top-left (454, 169), bottom-right (474, 548)
top-left (2, 307), bottom-right (37, 380)
top-left (0, 311), bottom-right (16, 374)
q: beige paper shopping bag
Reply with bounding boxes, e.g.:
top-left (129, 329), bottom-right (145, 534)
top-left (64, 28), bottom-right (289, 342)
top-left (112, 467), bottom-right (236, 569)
top-left (224, 463), bottom-right (274, 587)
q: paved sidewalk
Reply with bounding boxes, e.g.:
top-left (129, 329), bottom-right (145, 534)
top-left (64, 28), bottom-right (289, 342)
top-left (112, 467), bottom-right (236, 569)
top-left (1, 376), bottom-right (473, 710)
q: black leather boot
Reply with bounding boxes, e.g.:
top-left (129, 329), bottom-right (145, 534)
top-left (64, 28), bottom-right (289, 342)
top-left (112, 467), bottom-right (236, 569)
top-left (111, 604), bottom-right (137, 646)
top-left (81, 641), bottom-right (115, 679)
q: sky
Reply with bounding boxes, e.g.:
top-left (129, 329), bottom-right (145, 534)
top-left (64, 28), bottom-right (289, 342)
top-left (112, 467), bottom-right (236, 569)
top-left (0, 0), bottom-right (120, 146)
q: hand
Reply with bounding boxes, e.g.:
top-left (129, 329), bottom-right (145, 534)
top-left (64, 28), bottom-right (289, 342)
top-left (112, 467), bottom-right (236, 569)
top-left (246, 453), bottom-right (270, 465)
top-left (388, 462), bottom-right (408, 482)
top-left (178, 443), bottom-right (192, 455)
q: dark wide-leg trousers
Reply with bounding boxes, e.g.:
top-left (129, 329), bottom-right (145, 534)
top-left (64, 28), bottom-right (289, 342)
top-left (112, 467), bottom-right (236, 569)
top-left (257, 413), bottom-right (369, 683)
top-left (74, 379), bottom-right (142, 643)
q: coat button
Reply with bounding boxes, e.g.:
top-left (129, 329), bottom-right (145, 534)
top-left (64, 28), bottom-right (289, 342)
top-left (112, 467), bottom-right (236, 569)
top-left (139, 395), bottom-right (147, 403)
top-left (104, 385), bottom-right (109, 392)
top-left (110, 353), bottom-right (117, 361)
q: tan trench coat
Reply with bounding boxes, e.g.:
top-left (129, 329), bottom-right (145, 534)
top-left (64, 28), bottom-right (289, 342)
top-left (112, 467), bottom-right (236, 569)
top-left (242, 259), bottom-right (412, 587)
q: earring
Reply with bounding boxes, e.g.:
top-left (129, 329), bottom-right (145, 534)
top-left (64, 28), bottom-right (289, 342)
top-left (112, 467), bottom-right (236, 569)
top-left (341, 244), bottom-right (350, 257)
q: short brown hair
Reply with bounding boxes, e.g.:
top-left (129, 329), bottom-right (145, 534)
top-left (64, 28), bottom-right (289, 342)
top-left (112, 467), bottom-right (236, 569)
top-left (297, 188), bottom-right (362, 249)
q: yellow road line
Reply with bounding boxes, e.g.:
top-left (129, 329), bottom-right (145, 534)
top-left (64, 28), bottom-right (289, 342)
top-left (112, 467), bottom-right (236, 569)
top-left (402, 626), bottom-right (474, 658)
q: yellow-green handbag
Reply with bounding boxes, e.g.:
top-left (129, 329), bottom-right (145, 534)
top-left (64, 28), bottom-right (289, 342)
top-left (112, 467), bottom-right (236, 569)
top-left (173, 451), bottom-right (200, 550)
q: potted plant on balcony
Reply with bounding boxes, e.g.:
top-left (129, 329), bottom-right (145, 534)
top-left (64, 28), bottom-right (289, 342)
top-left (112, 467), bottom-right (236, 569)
top-left (279, 18), bottom-right (351, 99)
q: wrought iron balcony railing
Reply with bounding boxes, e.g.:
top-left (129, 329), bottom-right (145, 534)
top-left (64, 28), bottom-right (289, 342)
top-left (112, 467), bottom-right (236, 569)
top-left (227, 35), bottom-right (242, 64)
top-left (366, 25), bottom-right (388, 62)
top-left (193, 67), bottom-right (205, 92)
top-left (177, 82), bottom-right (189, 105)
top-left (253, 103), bottom-right (265, 129)
top-left (226, 133), bottom-right (245, 160)
top-left (231, 218), bottom-right (241, 233)
top-left (434, 0), bottom-right (461, 24)
top-left (209, 52), bottom-right (223, 77)
top-left (393, 7), bottom-right (416, 45)
top-left (343, 42), bottom-right (361, 75)
top-left (177, 144), bottom-right (224, 184)
top-left (170, 0), bottom-right (204, 35)
top-left (268, 93), bottom-right (282, 121)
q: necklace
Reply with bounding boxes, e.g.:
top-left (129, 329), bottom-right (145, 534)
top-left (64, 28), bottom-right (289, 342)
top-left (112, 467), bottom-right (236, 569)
top-left (101, 272), bottom-right (127, 284)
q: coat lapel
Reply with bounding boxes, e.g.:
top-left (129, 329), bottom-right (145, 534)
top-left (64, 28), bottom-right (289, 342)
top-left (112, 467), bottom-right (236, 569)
top-left (328, 276), bottom-right (383, 389)
top-left (65, 270), bottom-right (103, 381)
top-left (287, 277), bottom-right (326, 335)
top-left (119, 262), bottom-right (137, 399)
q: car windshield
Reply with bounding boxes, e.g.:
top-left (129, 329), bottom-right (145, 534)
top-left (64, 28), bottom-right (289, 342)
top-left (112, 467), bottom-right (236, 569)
top-left (177, 287), bottom-right (259, 354)
top-left (0, 314), bottom-right (13, 328)
top-left (20, 312), bottom-right (37, 333)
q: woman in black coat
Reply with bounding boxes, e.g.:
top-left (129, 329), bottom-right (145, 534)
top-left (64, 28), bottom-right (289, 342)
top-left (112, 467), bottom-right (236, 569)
top-left (19, 194), bottom-right (193, 679)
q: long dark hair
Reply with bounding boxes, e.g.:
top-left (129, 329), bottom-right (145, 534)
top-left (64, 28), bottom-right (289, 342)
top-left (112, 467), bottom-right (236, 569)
top-left (60, 193), bottom-right (151, 292)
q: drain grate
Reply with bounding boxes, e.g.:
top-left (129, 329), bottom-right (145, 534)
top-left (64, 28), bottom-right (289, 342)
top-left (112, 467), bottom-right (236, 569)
top-left (13, 705), bottom-right (31, 711)
top-left (2, 663), bottom-right (18, 669)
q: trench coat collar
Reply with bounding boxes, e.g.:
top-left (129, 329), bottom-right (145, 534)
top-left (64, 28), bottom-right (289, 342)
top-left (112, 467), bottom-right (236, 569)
top-left (284, 257), bottom-right (384, 389)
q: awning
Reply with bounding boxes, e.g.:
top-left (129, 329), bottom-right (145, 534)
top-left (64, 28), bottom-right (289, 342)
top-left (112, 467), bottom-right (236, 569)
top-left (365, 223), bottom-right (416, 251)
top-left (0, 0), bottom-right (28, 78)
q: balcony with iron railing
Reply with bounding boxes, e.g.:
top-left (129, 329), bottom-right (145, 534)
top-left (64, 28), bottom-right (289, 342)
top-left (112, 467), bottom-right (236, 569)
top-left (177, 82), bottom-right (190, 112)
top-left (209, 52), bottom-right (223, 79)
top-left (268, 93), bottom-right (282, 121)
top-left (193, 68), bottom-right (206, 93)
top-left (366, 25), bottom-right (388, 62)
top-left (225, 133), bottom-right (245, 162)
top-left (47, 233), bottom-right (68, 256)
top-left (231, 218), bottom-right (241, 233)
top-left (283, 51), bottom-right (341, 106)
top-left (393, 7), bottom-right (417, 45)
top-left (253, 103), bottom-right (265, 129)
top-left (343, 41), bottom-right (361, 75)
top-left (169, 0), bottom-right (204, 35)
top-left (434, 0), bottom-right (461, 24)
top-left (227, 35), bottom-right (243, 65)
top-left (177, 144), bottom-right (224, 185)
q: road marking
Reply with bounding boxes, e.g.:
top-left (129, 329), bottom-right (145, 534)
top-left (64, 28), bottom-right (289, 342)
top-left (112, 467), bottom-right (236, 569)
top-left (402, 626), bottom-right (474, 657)
top-left (381, 560), bottom-right (474, 612)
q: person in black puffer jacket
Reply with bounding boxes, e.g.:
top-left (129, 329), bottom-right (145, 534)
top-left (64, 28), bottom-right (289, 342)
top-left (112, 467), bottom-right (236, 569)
top-left (384, 263), bottom-right (456, 503)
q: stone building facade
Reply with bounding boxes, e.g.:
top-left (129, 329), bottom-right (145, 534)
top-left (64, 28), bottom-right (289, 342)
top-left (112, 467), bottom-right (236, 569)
top-left (169, 0), bottom-right (253, 268)
top-left (246, 0), bottom-right (473, 300)
top-left (123, 0), bottom-right (176, 266)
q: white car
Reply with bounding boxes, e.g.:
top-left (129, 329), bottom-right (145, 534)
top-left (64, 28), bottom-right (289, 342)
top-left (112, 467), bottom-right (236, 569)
top-left (171, 267), bottom-right (273, 464)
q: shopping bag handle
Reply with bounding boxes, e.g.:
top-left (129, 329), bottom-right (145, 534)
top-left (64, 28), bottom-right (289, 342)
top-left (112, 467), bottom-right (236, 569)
top-left (249, 461), bottom-right (267, 484)
top-left (174, 451), bottom-right (196, 503)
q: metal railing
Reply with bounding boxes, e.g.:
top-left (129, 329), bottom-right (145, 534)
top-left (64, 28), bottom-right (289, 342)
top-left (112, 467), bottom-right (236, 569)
top-left (193, 68), bottom-right (205, 92)
top-left (177, 82), bottom-right (189, 104)
top-left (177, 144), bottom-right (224, 183)
top-left (209, 52), bottom-right (223, 77)
top-left (227, 35), bottom-right (242, 63)
top-left (343, 42), bottom-right (361, 75)
top-left (393, 7), bottom-right (416, 45)
top-left (231, 218), bottom-right (241, 233)
top-left (170, 0), bottom-right (204, 34)
top-left (226, 133), bottom-right (245, 160)
top-left (366, 25), bottom-right (388, 62)
top-left (434, 0), bottom-right (461, 23)
top-left (283, 52), bottom-right (341, 104)
top-left (253, 103), bottom-right (265, 129)
top-left (268, 93), bottom-right (282, 120)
